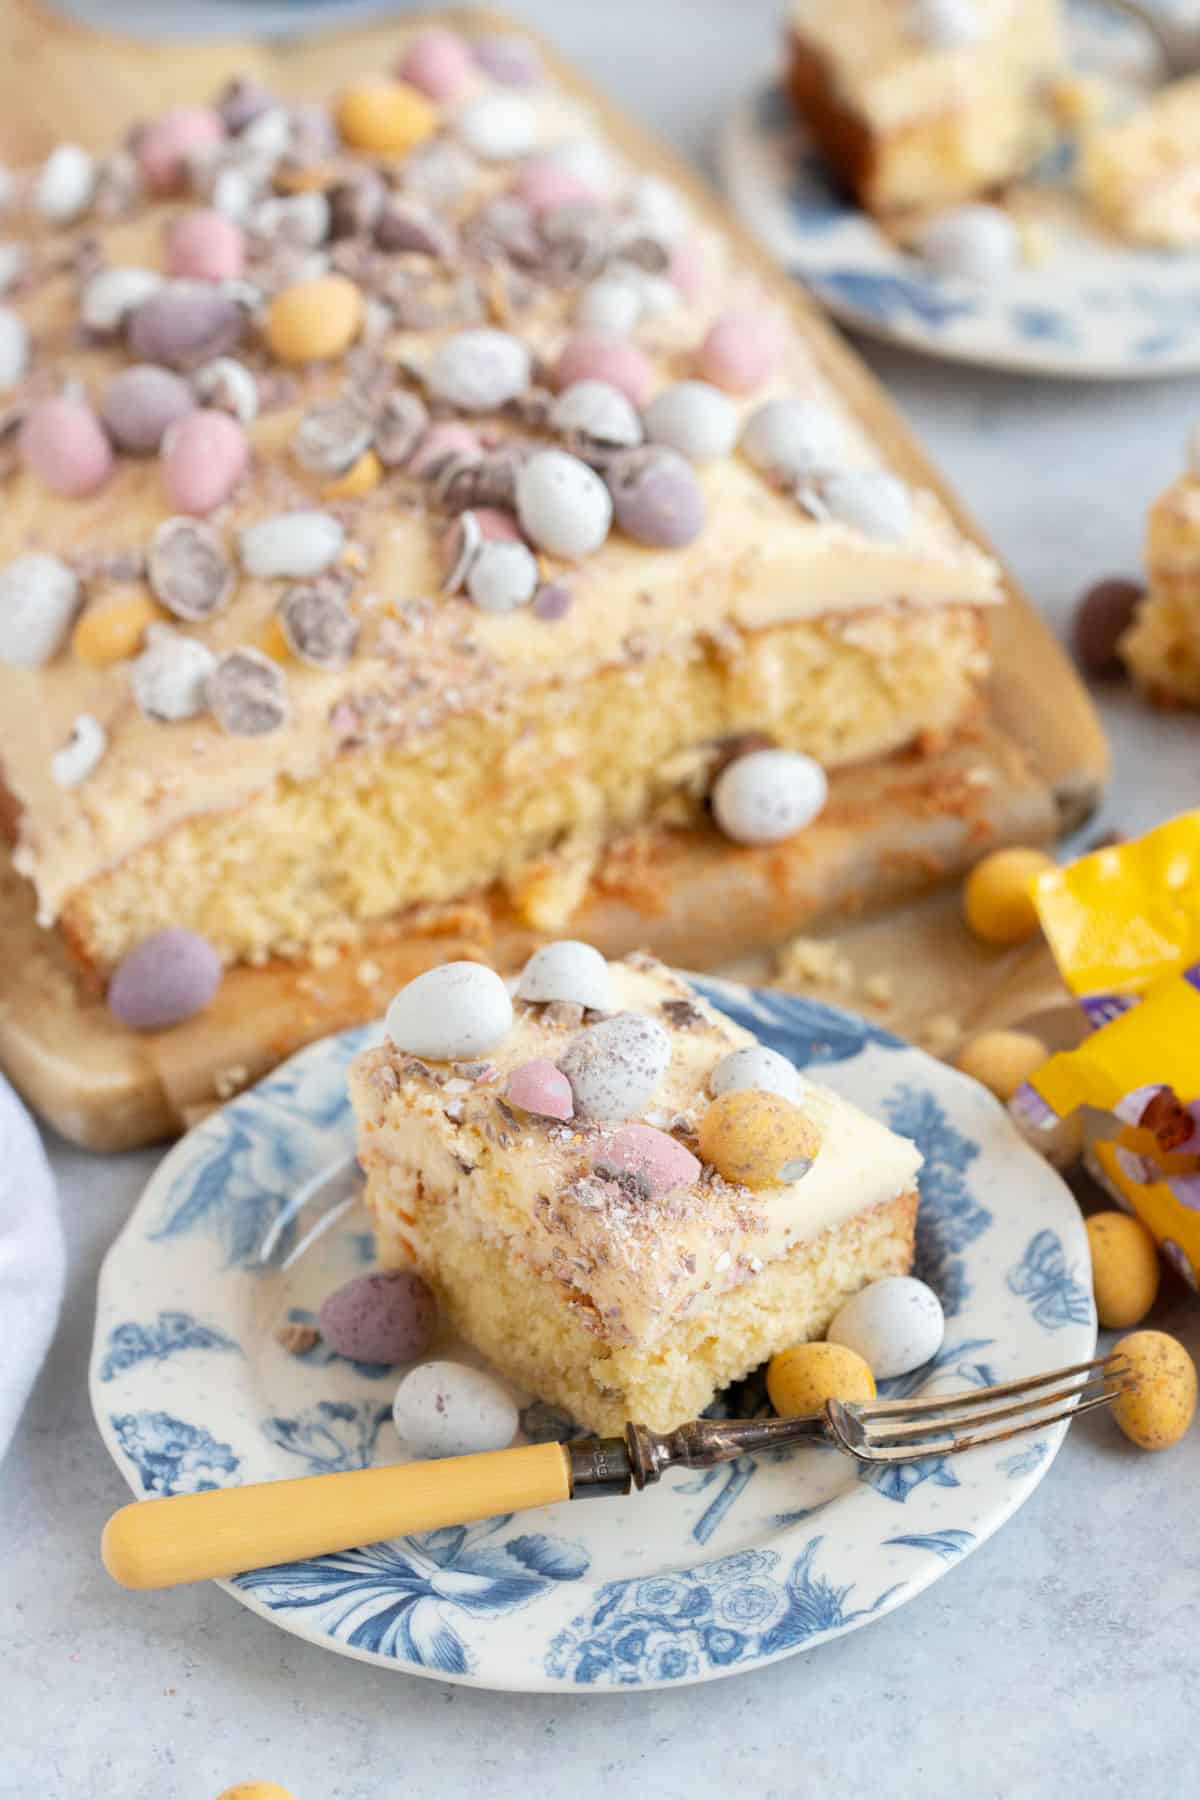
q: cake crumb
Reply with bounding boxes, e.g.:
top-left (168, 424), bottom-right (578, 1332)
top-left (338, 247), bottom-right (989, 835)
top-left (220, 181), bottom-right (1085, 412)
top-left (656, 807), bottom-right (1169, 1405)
top-left (213, 1062), bottom-right (250, 1100)
top-left (277, 1321), bottom-right (321, 1355)
top-left (775, 935), bottom-right (854, 991)
top-left (356, 958), bottom-right (383, 987)
top-left (862, 973), bottom-right (893, 1009)
top-left (917, 1013), bottom-right (961, 1059)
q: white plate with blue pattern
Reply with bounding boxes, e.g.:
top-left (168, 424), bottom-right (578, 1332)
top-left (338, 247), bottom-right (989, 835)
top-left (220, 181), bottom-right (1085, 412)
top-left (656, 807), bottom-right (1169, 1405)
top-left (718, 4), bottom-right (1200, 379)
top-left (91, 979), bottom-right (1094, 1691)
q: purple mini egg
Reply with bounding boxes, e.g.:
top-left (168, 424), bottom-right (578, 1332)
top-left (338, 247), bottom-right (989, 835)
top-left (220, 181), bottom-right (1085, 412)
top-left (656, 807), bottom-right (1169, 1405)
top-left (127, 286), bottom-right (244, 368)
top-left (608, 447), bottom-right (705, 549)
top-left (107, 927), bottom-right (222, 1031)
top-left (318, 1269), bottom-right (438, 1366)
top-left (472, 35), bottom-right (542, 86)
top-left (100, 364), bottom-right (194, 454)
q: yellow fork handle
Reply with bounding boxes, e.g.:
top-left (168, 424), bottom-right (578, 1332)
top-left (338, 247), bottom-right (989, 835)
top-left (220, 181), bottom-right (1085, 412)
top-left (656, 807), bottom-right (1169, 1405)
top-left (101, 1441), bottom-right (573, 1590)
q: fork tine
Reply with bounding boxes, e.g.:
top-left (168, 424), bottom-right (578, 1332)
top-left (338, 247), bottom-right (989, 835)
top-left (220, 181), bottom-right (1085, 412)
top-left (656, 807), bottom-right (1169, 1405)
top-left (852, 1389), bottom-right (1121, 1463)
top-left (858, 1356), bottom-right (1125, 1420)
top-left (862, 1372), bottom-right (1124, 1449)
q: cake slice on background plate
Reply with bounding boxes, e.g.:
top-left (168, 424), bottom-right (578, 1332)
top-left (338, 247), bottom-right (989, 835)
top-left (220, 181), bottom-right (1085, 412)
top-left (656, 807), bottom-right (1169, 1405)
top-left (1122, 431), bottom-right (1200, 704)
top-left (1081, 76), bottom-right (1200, 250)
top-left (350, 945), bottom-right (921, 1435)
top-left (786, 0), bottom-right (1066, 219)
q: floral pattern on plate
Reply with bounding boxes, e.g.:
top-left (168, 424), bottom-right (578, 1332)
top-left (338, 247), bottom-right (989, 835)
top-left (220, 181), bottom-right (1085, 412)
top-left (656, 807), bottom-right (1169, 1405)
top-left (92, 982), bottom-right (1093, 1691)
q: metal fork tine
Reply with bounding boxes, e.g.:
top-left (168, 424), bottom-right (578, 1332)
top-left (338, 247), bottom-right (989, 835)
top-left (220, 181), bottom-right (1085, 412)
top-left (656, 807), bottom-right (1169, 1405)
top-left (855, 1389), bottom-right (1121, 1463)
top-left (858, 1356), bottom-right (1124, 1420)
top-left (863, 1372), bottom-right (1124, 1449)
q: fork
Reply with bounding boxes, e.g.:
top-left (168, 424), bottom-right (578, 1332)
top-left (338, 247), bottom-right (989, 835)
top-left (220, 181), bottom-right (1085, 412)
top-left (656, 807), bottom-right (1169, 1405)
top-left (101, 1355), bottom-right (1129, 1591)
top-left (1098, 1), bottom-right (1200, 80)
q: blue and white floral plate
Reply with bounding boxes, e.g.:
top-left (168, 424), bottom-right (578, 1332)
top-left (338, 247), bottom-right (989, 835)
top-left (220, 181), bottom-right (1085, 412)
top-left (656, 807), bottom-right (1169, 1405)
top-left (717, 4), bottom-right (1200, 378)
top-left (91, 980), bottom-right (1094, 1691)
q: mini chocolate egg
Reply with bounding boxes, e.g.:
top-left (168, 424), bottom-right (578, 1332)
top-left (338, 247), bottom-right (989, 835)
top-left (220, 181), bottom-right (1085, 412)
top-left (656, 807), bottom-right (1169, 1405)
top-left (1087, 1212), bottom-right (1160, 1330)
top-left (1073, 577), bottom-right (1143, 677)
top-left (457, 93), bottom-right (538, 162)
top-left (767, 1341), bottom-right (875, 1416)
top-left (19, 396), bottom-right (113, 499)
top-left (426, 327), bottom-right (531, 412)
top-left (472, 35), bottom-right (542, 86)
top-left (740, 396), bottom-right (844, 481)
top-left (1111, 1331), bottom-right (1196, 1450)
top-left (34, 143), bottom-right (95, 221)
top-left (0, 308), bottom-right (27, 389)
top-left (558, 1010), bottom-right (672, 1120)
top-left (0, 553), bottom-right (80, 666)
top-left (127, 283), bottom-right (244, 368)
top-left (516, 449), bottom-right (612, 558)
top-left (393, 1360), bottom-right (519, 1459)
top-left (239, 510), bottom-right (344, 579)
top-left (818, 468), bottom-right (913, 542)
top-left (107, 927), bottom-right (222, 1030)
top-left (385, 961), bottom-right (514, 1060)
top-left (101, 363), bottom-right (194, 454)
top-left (827, 1276), bottom-right (945, 1380)
top-left (318, 1269), bottom-right (437, 1366)
top-left (917, 205), bottom-right (1018, 280)
top-left (956, 1029), bottom-right (1048, 1103)
top-left (641, 381), bottom-right (738, 465)
top-left (81, 266), bottom-right (163, 335)
top-left (709, 1044), bottom-right (806, 1107)
top-left (217, 1785), bottom-right (297, 1800)
top-left (909, 0), bottom-right (982, 47)
top-left (626, 174), bottom-right (689, 244)
top-left (962, 846), bottom-right (1055, 947)
top-left (131, 625), bottom-right (218, 722)
top-left (550, 379), bottom-right (643, 448)
top-left (608, 447), bottom-right (705, 548)
top-left (694, 309), bottom-right (777, 394)
top-left (466, 539), bottom-right (538, 613)
top-left (698, 1089), bottom-right (820, 1189)
top-left (576, 274), bottom-right (642, 335)
top-left (192, 356), bottom-right (259, 424)
top-left (505, 1058), bottom-right (575, 1120)
top-left (711, 748), bottom-right (827, 845)
top-left (553, 333), bottom-right (652, 406)
top-left (517, 940), bottom-right (613, 1012)
top-left (592, 1122), bottom-right (700, 1199)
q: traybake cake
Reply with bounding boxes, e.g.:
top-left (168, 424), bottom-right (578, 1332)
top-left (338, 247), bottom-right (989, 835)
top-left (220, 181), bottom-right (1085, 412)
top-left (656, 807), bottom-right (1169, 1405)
top-left (350, 948), bottom-right (921, 1434)
top-left (786, 0), bottom-right (1066, 219)
top-left (0, 17), bottom-right (1002, 1030)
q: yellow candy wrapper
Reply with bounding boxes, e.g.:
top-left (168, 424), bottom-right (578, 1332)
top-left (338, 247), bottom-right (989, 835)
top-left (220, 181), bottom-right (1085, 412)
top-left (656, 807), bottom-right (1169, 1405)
top-left (1010, 813), bottom-right (1200, 1292)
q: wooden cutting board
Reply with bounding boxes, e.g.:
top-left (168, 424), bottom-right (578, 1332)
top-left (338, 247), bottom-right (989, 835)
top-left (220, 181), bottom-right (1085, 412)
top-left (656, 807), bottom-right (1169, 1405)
top-left (0, 1), bottom-right (1105, 1148)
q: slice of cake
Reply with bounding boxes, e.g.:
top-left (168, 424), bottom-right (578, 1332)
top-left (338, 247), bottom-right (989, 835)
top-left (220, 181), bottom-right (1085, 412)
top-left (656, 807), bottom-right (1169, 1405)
top-left (1122, 437), bottom-right (1200, 704)
top-left (350, 946), bottom-right (921, 1434)
top-left (1081, 77), bottom-right (1200, 249)
top-left (787, 0), bottom-right (1066, 219)
top-left (0, 15), bottom-right (1003, 1029)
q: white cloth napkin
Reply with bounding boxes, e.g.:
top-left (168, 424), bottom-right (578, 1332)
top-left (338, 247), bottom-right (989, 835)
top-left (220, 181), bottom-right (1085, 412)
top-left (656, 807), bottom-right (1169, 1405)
top-left (0, 1076), bottom-right (65, 1460)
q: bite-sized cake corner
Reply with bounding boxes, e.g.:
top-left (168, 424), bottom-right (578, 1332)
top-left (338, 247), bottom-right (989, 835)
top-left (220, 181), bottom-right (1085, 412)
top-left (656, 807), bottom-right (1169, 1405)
top-left (349, 943), bottom-right (921, 1433)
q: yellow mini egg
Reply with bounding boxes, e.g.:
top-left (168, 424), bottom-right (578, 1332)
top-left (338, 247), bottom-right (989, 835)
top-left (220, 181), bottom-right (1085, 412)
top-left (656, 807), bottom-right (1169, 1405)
top-left (1087, 1212), bottom-right (1160, 1329)
top-left (956, 1029), bottom-right (1048, 1102)
top-left (767, 1341), bottom-right (875, 1417)
top-left (697, 1089), bottom-right (821, 1190)
top-left (1111, 1330), bottom-right (1196, 1450)
top-left (322, 448), bottom-right (382, 501)
top-left (335, 78), bottom-right (438, 155)
top-left (71, 591), bottom-right (165, 666)
top-left (216, 1785), bottom-right (297, 1800)
top-left (255, 614), bottom-right (292, 663)
top-left (962, 847), bottom-right (1056, 947)
top-left (265, 275), bottom-right (363, 364)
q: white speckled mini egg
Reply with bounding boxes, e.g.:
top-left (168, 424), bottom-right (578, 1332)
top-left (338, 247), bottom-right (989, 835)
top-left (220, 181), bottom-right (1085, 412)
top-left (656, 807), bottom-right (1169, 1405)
top-left (516, 940), bottom-right (613, 1012)
top-left (709, 1044), bottom-right (807, 1106)
top-left (642, 380), bottom-right (737, 464)
top-left (392, 1361), bottom-right (519, 1460)
top-left (515, 448), bottom-right (612, 558)
top-left (909, 0), bottom-right (981, 48)
top-left (827, 1277), bottom-right (945, 1380)
top-left (385, 961), bottom-right (513, 1060)
top-left (559, 1010), bottom-right (672, 1120)
top-left (576, 273), bottom-right (642, 335)
top-left (550, 378), bottom-right (643, 447)
top-left (711, 748), bottom-right (828, 846)
top-left (818, 469), bottom-right (913, 543)
top-left (740, 396), bottom-right (843, 481)
top-left (457, 93), bottom-right (538, 162)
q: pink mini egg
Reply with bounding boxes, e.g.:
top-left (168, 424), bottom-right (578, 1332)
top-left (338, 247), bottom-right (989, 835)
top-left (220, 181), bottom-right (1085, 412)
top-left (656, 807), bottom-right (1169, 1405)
top-left (139, 106), bottom-right (225, 196)
top-left (514, 158), bottom-right (596, 215)
top-left (162, 408), bottom-right (249, 515)
top-left (165, 209), bottom-right (245, 282)
top-left (593, 1123), bottom-right (700, 1199)
top-left (695, 310), bottom-right (778, 394)
top-left (506, 1058), bottom-right (575, 1121)
top-left (668, 240), bottom-right (705, 300)
top-left (397, 28), bottom-right (473, 102)
top-left (552, 333), bottom-right (652, 405)
top-left (409, 419), bottom-right (483, 475)
top-left (19, 396), bottom-right (113, 498)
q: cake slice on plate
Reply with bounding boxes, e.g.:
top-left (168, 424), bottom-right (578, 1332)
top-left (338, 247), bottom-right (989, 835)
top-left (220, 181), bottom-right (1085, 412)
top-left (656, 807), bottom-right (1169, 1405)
top-left (1122, 434), bottom-right (1200, 704)
top-left (350, 946), bottom-right (921, 1435)
top-left (1081, 76), bottom-right (1200, 250)
top-left (786, 0), bottom-right (1066, 219)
